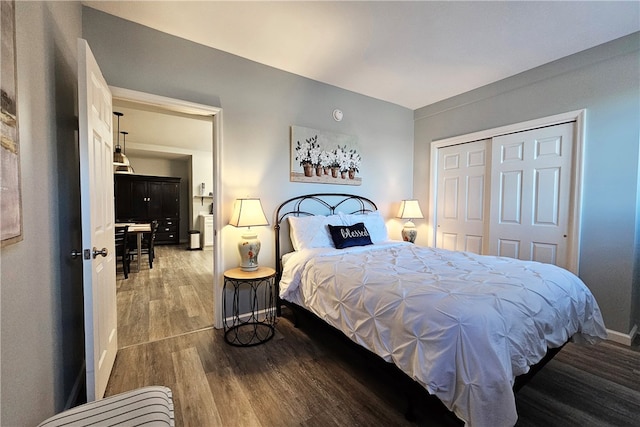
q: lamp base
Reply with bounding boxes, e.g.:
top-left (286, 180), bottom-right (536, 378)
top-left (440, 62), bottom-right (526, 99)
top-left (401, 221), bottom-right (418, 243)
top-left (238, 232), bottom-right (261, 271)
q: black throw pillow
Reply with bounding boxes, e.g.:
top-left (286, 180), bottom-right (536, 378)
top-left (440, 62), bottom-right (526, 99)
top-left (327, 222), bottom-right (373, 249)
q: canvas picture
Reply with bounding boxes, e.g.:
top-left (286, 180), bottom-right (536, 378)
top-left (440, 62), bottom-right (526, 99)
top-left (1, 0), bottom-right (23, 247)
top-left (290, 125), bottom-right (361, 186)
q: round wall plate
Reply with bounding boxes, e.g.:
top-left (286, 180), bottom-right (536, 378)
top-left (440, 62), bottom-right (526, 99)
top-left (332, 109), bottom-right (343, 121)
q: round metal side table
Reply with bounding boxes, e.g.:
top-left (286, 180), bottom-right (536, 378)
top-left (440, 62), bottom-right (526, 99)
top-left (223, 267), bottom-right (276, 346)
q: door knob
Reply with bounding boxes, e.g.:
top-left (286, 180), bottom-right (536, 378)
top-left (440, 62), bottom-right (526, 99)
top-left (92, 247), bottom-right (108, 259)
top-left (70, 249), bottom-right (82, 259)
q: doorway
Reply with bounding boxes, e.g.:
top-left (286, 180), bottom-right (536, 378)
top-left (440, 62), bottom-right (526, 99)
top-left (110, 87), bottom-right (222, 347)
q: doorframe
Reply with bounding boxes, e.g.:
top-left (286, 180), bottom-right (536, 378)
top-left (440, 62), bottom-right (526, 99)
top-left (110, 86), bottom-right (224, 328)
top-left (428, 109), bottom-right (586, 274)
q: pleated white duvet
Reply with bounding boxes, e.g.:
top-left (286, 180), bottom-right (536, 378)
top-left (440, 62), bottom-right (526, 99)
top-left (279, 242), bottom-right (607, 427)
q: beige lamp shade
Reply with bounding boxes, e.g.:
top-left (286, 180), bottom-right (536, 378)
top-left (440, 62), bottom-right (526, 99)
top-left (229, 199), bottom-right (269, 271)
top-left (229, 198), bottom-right (269, 228)
top-left (397, 199), bottom-right (424, 220)
top-left (397, 199), bottom-right (423, 243)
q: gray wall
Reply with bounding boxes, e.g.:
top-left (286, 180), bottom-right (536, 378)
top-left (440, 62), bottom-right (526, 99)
top-left (414, 33), bottom-right (640, 335)
top-left (82, 7), bottom-right (415, 274)
top-left (1, 1), bottom-right (85, 425)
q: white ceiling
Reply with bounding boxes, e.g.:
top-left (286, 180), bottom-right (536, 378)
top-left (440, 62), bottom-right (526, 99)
top-left (87, 1), bottom-right (639, 110)
top-left (112, 99), bottom-right (213, 159)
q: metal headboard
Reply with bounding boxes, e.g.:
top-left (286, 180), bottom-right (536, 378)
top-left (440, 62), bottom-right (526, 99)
top-left (274, 193), bottom-right (378, 301)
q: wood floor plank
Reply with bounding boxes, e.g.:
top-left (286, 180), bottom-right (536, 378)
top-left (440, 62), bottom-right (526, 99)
top-left (225, 344), bottom-right (313, 422)
top-left (149, 299), bottom-right (174, 342)
top-left (179, 285), bottom-right (206, 318)
top-left (172, 347), bottom-right (223, 427)
top-left (147, 338), bottom-right (179, 388)
top-left (117, 284), bottom-right (150, 347)
top-left (169, 308), bottom-right (194, 337)
top-left (105, 344), bottom-right (149, 394)
top-left (206, 368), bottom-right (263, 427)
top-left (116, 290), bottom-right (134, 326)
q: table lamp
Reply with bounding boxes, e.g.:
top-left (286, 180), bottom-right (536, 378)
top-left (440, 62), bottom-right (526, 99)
top-left (229, 198), bottom-right (270, 271)
top-left (397, 199), bottom-right (424, 243)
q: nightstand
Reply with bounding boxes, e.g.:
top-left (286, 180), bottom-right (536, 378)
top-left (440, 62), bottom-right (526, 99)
top-left (223, 267), bottom-right (276, 346)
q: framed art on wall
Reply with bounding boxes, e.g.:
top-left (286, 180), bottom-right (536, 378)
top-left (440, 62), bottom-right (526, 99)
top-left (1, 0), bottom-right (23, 247)
top-left (290, 125), bottom-right (362, 186)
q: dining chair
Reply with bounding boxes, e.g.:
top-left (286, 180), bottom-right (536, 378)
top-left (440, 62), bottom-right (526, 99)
top-left (115, 225), bottom-right (130, 278)
top-left (128, 220), bottom-right (159, 269)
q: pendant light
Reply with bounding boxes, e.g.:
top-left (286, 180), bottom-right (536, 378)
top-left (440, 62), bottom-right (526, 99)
top-left (113, 111), bottom-right (134, 174)
top-left (115, 131), bottom-right (134, 173)
top-left (113, 112), bottom-right (125, 163)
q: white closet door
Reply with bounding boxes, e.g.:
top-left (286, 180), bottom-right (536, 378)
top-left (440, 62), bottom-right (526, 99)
top-left (436, 139), bottom-right (489, 254)
top-left (489, 122), bottom-right (574, 267)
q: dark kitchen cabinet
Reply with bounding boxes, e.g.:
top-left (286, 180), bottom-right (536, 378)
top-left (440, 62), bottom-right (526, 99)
top-left (114, 174), bottom-right (181, 245)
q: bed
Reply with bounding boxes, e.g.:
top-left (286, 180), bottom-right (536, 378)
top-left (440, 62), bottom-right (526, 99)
top-left (274, 193), bottom-right (607, 427)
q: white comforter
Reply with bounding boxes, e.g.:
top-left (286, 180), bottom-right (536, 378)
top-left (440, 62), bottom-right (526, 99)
top-left (279, 242), bottom-right (607, 427)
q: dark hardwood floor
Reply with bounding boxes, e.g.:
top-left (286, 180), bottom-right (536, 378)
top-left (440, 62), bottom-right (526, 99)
top-left (515, 334), bottom-right (640, 426)
top-left (107, 270), bottom-right (640, 427)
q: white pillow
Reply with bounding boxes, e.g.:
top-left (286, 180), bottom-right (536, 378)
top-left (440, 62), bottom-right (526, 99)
top-left (288, 214), bottom-right (343, 251)
top-left (338, 211), bottom-right (388, 243)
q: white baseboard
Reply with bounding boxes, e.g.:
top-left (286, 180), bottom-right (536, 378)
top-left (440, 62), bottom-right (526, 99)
top-left (64, 362), bottom-right (86, 410)
top-left (606, 324), bottom-right (638, 346)
top-left (224, 307), bottom-right (276, 325)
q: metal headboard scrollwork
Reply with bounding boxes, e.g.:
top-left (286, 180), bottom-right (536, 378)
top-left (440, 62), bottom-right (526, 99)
top-left (274, 193), bottom-right (377, 311)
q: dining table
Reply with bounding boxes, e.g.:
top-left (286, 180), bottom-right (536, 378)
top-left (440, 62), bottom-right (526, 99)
top-left (116, 222), bottom-right (151, 272)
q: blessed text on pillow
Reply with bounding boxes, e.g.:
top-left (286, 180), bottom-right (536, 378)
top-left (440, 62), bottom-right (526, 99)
top-left (327, 222), bottom-right (373, 249)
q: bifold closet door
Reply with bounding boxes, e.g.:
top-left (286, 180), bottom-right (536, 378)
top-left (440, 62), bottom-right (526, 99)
top-left (435, 139), bottom-right (489, 254)
top-left (489, 122), bottom-right (574, 268)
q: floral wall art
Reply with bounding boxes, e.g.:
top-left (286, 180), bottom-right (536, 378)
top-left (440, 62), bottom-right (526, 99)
top-left (290, 125), bottom-right (362, 186)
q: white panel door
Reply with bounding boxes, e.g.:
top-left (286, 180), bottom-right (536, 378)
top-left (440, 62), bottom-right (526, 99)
top-left (78, 38), bottom-right (117, 401)
top-left (436, 139), bottom-right (488, 253)
top-left (489, 122), bottom-right (574, 267)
